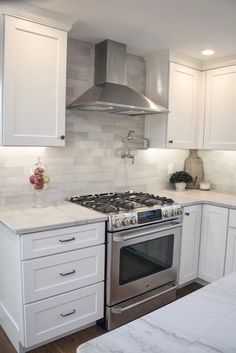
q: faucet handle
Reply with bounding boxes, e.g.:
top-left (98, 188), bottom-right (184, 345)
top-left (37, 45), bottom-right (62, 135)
top-left (128, 130), bottom-right (135, 138)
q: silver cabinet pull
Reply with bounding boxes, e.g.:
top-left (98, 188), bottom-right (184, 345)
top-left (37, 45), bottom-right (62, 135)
top-left (60, 309), bottom-right (76, 317)
top-left (59, 237), bottom-right (75, 243)
top-left (60, 270), bottom-right (76, 276)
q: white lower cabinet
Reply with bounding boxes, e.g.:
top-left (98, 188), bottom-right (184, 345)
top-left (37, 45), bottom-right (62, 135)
top-left (22, 244), bottom-right (105, 303)
top-left (198, 205), bottom-right (228, 283)
top-left (179, 205), bottom-right (202, 285)
top-left (225, 209), bottom-right (236, 275)
top-left (0, 221), bottom-right (105, 353)
top-left (21, 223), bottom-right (105, 349)
top-left (24, 282), bottom-right (104, 347)
top-left (21, 222), bottom-right (105, 260)
top-left (225, 228), bottom-right (236, 275)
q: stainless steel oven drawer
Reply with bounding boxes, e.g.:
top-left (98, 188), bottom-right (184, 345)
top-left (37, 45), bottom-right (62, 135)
top-left (106, 283), bottom-right (176, 330)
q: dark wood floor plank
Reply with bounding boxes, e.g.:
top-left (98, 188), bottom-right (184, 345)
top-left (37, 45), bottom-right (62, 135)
top-left (0, 282), bottom-right (203, 353)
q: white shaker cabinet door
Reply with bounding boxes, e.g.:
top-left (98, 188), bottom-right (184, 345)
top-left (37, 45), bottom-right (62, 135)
top-left (225, 209), bottom-right (236, 275)
top-left (198, 205), bottom-right (228, 283)
top-left (2, 15), bottom-right (67, 146)
top-left (167, 63), bottom-right (200, 149)
top-left (179, 205), bottom-right (202, 285)
top-left (204, 65), bottom-right (236, 150)
top-left (225, 228), bottom-right (236, 275)
top-left (24, 282), bottom-right (104, 347)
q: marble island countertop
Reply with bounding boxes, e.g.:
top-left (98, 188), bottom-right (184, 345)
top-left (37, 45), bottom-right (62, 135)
top-left (78, 272), bottom-right (236, 353)
top-left (0, 201), bottom-right (107, 234)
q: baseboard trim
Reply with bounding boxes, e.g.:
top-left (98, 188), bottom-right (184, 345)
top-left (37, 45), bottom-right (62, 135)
top-left (196, 278), bottom-right (209, 286)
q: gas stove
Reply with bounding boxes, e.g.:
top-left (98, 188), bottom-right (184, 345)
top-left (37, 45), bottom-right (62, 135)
top-left (69, 191), bottom-right (182, 232)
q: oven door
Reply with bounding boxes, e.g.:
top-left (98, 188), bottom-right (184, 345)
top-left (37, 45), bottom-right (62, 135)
top-left (106, 220), bottom-right (181, 306)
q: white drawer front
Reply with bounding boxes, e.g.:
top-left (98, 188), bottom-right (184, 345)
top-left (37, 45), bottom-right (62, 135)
top-left (229, 209), bottom-right (236, 228)
top-left (21, 222), bottom-right (105, 260)
top-left (24, 282), bottom-right (104, 347)
top-left (22, 245), bottom-right (105, 303)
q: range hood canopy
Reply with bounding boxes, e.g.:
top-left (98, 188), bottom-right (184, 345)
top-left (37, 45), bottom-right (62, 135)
top-left (67, 40), bottom-right (168, 116)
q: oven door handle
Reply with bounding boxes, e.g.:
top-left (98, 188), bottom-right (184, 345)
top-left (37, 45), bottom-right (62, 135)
top-left (111, 285), bottom-right (176, 314)
top-left (113, 223), bottom-right (182, 242)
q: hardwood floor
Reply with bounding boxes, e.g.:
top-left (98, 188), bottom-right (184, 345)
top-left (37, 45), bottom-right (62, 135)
top-left (0, 282), bottom-right (203, 353)
top-left (176, 281), bottom-right (203, 299)
top-left (0, 325), bottom-right (106, 353)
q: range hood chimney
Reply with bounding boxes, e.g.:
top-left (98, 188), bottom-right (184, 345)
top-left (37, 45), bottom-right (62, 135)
top-left (67, 39), bottom-right (168, 116)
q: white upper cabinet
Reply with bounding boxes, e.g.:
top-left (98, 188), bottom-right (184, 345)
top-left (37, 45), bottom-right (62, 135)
top-left (145, 52), bottom-right (202, 149)
top-left (145, 52), bottom-right (236, 151)
top-left (198, 205), bottom-right (228, 283)
top-left (1, 15), bottom-right (67, 146)
top-left (167, 63), bottom-right (200, 149)
top-left (204, 65), bottom-right (236, 150)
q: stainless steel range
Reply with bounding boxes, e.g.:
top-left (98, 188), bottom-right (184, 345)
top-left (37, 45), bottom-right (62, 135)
top-left (69, 191), bottom-right (182, 330)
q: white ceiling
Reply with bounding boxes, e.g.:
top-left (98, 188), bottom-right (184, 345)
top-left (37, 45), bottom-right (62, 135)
top-left (4, 0), bottom-right (236, 60)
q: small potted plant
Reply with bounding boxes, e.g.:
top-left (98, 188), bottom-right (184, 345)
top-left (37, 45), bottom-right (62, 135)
top-left (169, 171), bottom-right (193, 191)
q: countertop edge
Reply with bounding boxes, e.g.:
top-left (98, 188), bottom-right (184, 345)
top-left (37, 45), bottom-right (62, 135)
top-left (9, 216), bottom-right (108, 235)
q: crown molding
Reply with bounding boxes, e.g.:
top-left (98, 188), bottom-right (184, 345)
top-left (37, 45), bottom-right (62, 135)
top-left (201, 54), bottom-right (236, 70)
top-left (145, 49), bottom-right (236, 71)
top-left (0, 5), bottom-right (72, 32)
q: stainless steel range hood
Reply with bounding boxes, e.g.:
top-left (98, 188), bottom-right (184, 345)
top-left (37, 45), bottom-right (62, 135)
top-left (67, 40), bottom-right (168, 116)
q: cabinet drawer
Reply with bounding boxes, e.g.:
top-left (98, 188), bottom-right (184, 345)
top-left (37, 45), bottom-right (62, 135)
top-left (24, 282), bottom-right (104, 348)
top-left (21, 222), bottom-right (105, 260)
top-left (229, 209), bottom-right (236, 228)
top-left (22, 245), bottom-right (105, 303)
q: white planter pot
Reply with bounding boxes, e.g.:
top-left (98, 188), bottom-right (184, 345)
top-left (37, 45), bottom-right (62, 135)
top-left (175, 182), bottom-right (186, 191)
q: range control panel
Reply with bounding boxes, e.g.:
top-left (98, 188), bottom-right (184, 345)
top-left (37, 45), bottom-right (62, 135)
top-left (108, 205), bottom-right (183, 232)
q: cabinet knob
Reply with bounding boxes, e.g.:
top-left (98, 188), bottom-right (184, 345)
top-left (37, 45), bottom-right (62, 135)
top-left (60, 135), bottom-right (65, 140)
top-left (185, 212), bottom-right (190, 216)
top-left (168, 140), bottom-right (173, 143)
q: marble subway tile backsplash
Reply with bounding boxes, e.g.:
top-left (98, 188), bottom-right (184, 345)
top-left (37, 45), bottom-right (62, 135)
top-left (0, 38), bottom-right (188, 206)
top-left (0, 38), bottom-right (235, 206)
top-left (199, 150), bottom-right (236, 193)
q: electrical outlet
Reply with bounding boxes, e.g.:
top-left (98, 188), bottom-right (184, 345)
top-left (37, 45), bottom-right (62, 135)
top-left (168, 163), bottom-right (174, 175)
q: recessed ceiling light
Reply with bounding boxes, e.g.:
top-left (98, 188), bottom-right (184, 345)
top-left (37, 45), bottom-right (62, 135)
top-left (201, 49), bottom-right (215, 56)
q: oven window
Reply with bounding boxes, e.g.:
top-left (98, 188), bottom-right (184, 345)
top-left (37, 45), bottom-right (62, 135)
top-left (119, 234), bottom-right (174, 285)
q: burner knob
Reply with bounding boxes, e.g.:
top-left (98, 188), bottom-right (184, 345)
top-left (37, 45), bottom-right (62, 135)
top-left (177, 207), bottom-right (183, 215)
top-left (130, 216), bottom-right (137, 225)
top-left (163, 208), bottom-right (172, 218)
top-left (162, 210), bottom-right (168, 218)
top-left (122, 217), bottom-right (130, 226)
top-left (171, 208), bottom-right (177, 216)
top-left (113, 218), bottom-right (122, 228)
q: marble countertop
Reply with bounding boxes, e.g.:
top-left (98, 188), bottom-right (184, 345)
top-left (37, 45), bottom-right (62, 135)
top-left (0, 201), bottom-right (107, 235)
top-left (78, 272), bottom-right (236, 353)
top-left (1, 189), bottom-right (236, 235)
top-left (156, 189), bottom-right (236, 209)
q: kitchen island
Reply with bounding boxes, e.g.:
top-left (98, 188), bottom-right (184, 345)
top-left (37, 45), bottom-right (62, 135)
top-left (78, 272), bottom-right (236, 353)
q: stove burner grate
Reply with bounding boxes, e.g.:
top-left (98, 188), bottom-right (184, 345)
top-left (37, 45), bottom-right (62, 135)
top-left (69, 191), bottom-right (174, 213)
